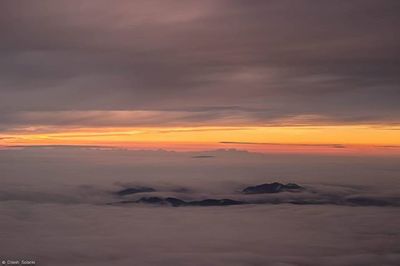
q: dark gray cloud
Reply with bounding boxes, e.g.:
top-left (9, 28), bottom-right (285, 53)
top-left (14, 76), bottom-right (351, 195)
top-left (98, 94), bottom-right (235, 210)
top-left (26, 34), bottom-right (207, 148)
top-left (0, 0), bottom-right (399, 129)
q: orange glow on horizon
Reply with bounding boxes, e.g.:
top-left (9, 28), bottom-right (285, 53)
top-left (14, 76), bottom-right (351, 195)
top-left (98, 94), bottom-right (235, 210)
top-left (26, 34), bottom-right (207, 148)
top-left (1, 125), bottom-right (400, 155)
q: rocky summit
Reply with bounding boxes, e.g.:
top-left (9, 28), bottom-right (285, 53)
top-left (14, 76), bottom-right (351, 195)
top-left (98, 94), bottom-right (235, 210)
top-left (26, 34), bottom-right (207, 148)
top-left (242, 182), bottom-right (303, 194)
top-left (115, 186), bottom-right (156, 196)
top-left (136, 197), bottom-right (245, 207)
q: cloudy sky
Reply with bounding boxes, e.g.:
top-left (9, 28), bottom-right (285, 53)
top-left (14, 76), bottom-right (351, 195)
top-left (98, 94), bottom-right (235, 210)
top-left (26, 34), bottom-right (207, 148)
top-left (1, 0), bottom-right (399, 151)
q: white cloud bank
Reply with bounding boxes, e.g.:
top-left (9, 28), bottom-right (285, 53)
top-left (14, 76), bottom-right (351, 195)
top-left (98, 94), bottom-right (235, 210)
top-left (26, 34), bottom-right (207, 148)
top-left (0, 148), bottom-right (399, 265)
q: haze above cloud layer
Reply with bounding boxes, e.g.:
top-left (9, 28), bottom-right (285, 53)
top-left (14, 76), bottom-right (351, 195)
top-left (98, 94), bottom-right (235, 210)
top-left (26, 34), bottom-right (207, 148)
top-left (1, 0), bottom-right (400, 130)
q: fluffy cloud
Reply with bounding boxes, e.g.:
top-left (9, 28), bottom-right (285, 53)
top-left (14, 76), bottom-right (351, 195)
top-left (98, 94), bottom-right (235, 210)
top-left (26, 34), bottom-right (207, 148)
top-left (0, 148), bottom-right (399, 265)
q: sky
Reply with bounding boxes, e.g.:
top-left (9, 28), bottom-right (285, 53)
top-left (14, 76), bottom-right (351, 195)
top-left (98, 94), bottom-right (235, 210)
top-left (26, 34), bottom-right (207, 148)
top-left (1, 0), bottom-right (400, 153)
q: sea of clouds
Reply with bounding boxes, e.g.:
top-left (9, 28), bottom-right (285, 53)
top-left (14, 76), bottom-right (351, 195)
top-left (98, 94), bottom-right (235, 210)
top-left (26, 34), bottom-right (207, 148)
top-left (0, 147), bottom-right (399, 265)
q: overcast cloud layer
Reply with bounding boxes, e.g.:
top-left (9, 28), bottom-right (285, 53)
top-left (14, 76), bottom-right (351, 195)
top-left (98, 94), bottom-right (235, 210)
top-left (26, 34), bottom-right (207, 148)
top-left (1, 0), bottom-right (400, 129)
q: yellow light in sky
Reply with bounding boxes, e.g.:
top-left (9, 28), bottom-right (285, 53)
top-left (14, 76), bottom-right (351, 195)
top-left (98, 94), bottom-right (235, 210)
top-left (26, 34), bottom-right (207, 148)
top-left (1, 125), bottom-right (400, 154)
